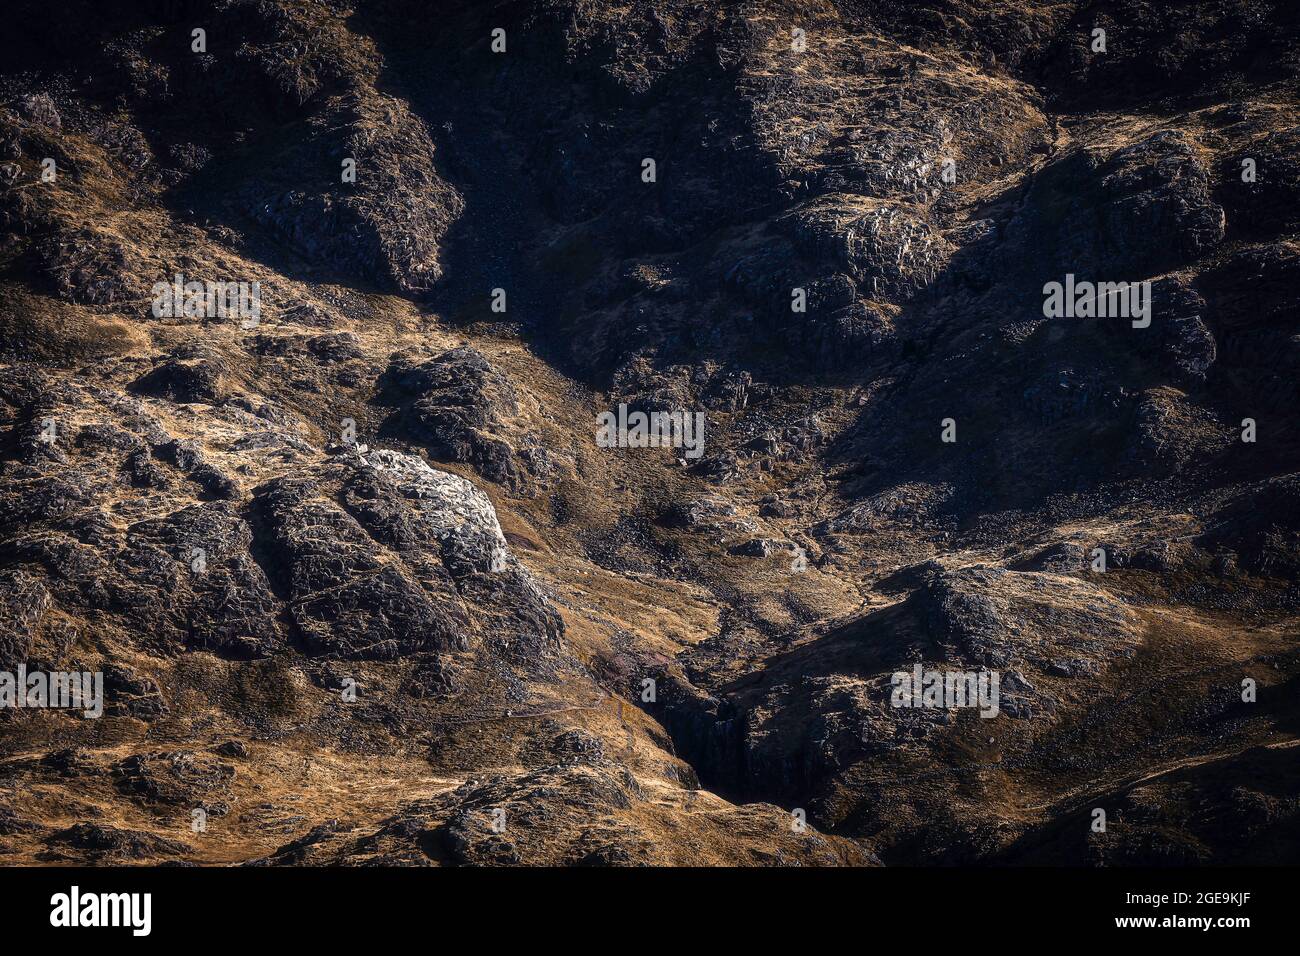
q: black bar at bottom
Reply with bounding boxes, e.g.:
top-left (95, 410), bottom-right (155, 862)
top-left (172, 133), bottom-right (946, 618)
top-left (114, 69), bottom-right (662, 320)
top-left (1, 865), bottom-right (1279, 942)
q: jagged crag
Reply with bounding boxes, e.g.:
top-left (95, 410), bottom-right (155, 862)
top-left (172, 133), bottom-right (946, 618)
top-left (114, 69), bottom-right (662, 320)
top-left (1, 0), bottom-right (1298, 866)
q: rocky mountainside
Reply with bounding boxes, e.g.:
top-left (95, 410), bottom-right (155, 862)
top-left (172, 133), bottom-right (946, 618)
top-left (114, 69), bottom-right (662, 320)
top-left (0, 0), bottom-right (1297, 866)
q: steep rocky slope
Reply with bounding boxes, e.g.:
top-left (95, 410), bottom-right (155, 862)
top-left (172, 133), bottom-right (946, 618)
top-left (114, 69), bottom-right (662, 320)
top-left (0, 0), bottom-right (1297, 866)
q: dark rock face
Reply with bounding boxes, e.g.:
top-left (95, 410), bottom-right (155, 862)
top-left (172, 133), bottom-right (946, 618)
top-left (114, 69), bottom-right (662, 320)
top-left (46, 823), bottom-right (190, 861)
top-left (1038, 0), bottom-right (1300, 110)
top-left (0, 569), bottom-right (49, 669)
top-left (214, 740), bottom-right (249, 759)
top-left (999, 130), bottom-right (1224, 282)
top-left (1200, 477), bottom-right (1300, 578)
top-left (1220, 126), bottom-right (1300, 238)
top-left (379, 348), bottom-right (529, 490)
top-left (113, 750), bottom-right (236, 812)
top-left (253, 474), bottom-right (472, 659)
top-left (1092, 131), bottom-right (1225, 273)
top-left (919, 566), bottom-right (1140, 672)
top-left (121, 502), bottom-right (283, 659)
top-left (37, 226), bottom-right (140, 305)
top-left (131, 356), bottom-right (227, 405)
top-left (240, 90), bottom-right (464, 293)
top-left (247, 450), bottom-right (566, 662)
top-left (154, 440), bottom-right (239, 500)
